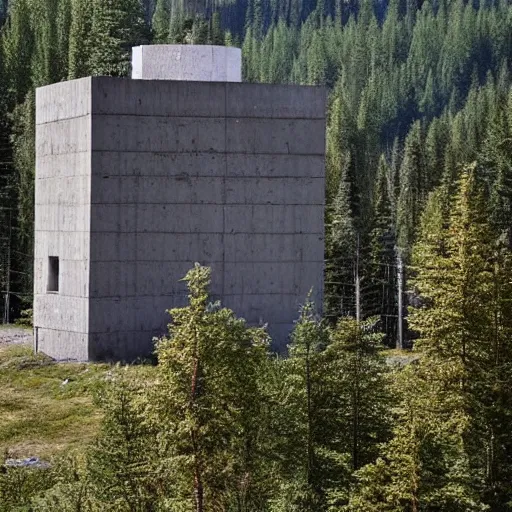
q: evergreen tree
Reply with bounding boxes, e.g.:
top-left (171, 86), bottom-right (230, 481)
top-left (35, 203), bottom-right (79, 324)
top-left (478, 99), bottom-right (512, 248)
top-left (55, 0), bottom-right (72, 79)
top-left (347, 169), bottom-right (506, 511)
top-left (277, 310), bottom-right (392, 511)
top-left (347, 359), bottom-right (485, 512)
top-left (10, 89), bottom-right (35, 303)
top-left (87, 376), bottom-right (163, 509)
top-left (152, 0), bottom-right (170, 41)
top-left (273, 299), bottom-right (329, 510)
top-left (323, 317), bottom-right (392, 508)
top-left (31, 0), bottom-right (60, 86)
top-left (89, 0), bottom-right (150, 77)
top-left (325, 162), bottom-right (357, 321)
top-left (68, 0), bottom-right (93, 79)
top-left (396, 120), bottom-right (424, 256)
top-left (1, 0), bottom-right (33, 104)
top-left (408, 167), bottom-right (512, 509)
top-left (368, 155), bottom-right (397, 345)
top-left (210, 11), bottom-right (223, 45)
top-left (149, 264), bottom-right (270, 511)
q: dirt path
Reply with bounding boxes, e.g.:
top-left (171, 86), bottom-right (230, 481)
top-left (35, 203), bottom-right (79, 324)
top-left (0, 325), bottom-right (33, 347)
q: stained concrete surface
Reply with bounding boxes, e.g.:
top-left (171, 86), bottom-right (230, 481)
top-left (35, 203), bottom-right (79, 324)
top-left (34, 76), bottom-right (326, 361)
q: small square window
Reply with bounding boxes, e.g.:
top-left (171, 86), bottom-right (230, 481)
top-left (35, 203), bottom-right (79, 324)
top-left (47, 256), bottom-right (59, 293)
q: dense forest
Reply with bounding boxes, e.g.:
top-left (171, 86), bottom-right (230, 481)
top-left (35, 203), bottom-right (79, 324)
top-left (1, 0), bottom-right (512, 509)
top-left (2, 0), bottom-right (512, 347)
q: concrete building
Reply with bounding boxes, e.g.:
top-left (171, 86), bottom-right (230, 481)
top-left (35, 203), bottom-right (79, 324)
top-left (33, 45), bottom-right (326, 361)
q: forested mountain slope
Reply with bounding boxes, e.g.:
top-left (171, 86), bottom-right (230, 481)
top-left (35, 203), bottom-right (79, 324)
top-left (2, 0), bottom-right (512, 348)
top-left (2, 1), bottom-right (512, 509)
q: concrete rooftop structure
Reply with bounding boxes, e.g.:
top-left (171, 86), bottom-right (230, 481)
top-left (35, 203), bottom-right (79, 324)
top-left (33, 46), bottom-right (326, 361)
top-left (132, 45), bottom-right (242, 82)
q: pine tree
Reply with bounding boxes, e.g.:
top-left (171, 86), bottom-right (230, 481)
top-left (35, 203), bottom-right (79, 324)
top-left (396, 120), bottom-right (425, 256)
top-left (10, 89), bottom-right (35, 302)
top-left (478, 99), bottom-right (512, 248)
top-left (277, 310), bottom-right (392, 511)
top-left (68, 0), bottom-right (93, 79)
top-left (369, 155), bottom-right (397, 346)
top-left (56, 0), bottom-right (72, 80)
top-left (210, 11), bottom-right (223, 45)
top-left (424, 115), bottom-right (449, 193)
top-left (347, 359), bottom-right (485, 512)
top-left (149, 264), bottom-right (270, 511)
top-left (325, 162), bottom-right (357, 321)
top-left (347, 172), bottom-right (500, 511)
top-left (168, 8), bottom-right (186, 43)
top-left (323, 318), bottom-right (391, 501)
top-left (152, 0), bottom-right (171, 42)
top-left (89, 0), bottom-right (150, 77)
top-left (306, 30), bottom-right (326, 85)
top-left (409, 166), bottom-right (512, 509)
top-left (31, 0), bottom-right (60, 87)
top-left (1, 0), bottom-right (34, 104)
top-left (273, 299), bottom-right (329, 511)
top-left (87, 376), bottom-right (163, 509)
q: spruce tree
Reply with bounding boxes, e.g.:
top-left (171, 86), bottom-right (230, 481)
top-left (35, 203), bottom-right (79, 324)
top-left (347, 170), bottom-right (502, 511)
top-left (31, 0), bottom-right (60, 87)
top-left (87, 376), bottom-right (163, 509)
top-left (68, 0), bottom-right (93, 79)
top-left (409, 167), bottom-right (512, 509)
top-left (325, 162), bottom-right (357, 321)
top-left (1, 0), bottom-right (34, 104)
top-left (396, 120), bottom-right (425, 256)
top-left (10, 89), bottom-right (35, 301)
top-left (89, 0), bottom-right (150, 77)
top-left (56, 0), bottom-right (71, 80)
top-left (149, 264), bottom-right (270, 511)
top-left (152, 0), bottom-right (171, 42)
top-left (273, 299), bottom-right (329, 511)
top-left (369, 155), bottom-right (397, 346)
top-left (323, 317), bottom-right (392, 503)
top-left (478, 100), bottom-right (512, 247)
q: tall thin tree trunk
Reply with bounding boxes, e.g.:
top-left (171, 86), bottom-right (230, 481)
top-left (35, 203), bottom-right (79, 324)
top-left (4, 209), bottom-right (11, 324)
top-left (352, 333), bottom-right (360, 470)
top-left (306, 342), bottom-right (314, 487)
top-left (397, 250), bottom-right (403, 350)
top-left (355, 235), bottom-right (361, 322)
top-left (194, 465), bottom-right (204, 512)
top-left (190, 329), bottom-right (204, 512)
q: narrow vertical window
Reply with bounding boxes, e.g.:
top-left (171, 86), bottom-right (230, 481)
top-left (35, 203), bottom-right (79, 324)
top-left (47, 256), bottom-right (59, 293)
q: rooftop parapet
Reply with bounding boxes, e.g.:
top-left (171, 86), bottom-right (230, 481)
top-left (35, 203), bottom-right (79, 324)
top-left (131, 44), bottom-right (242, 82)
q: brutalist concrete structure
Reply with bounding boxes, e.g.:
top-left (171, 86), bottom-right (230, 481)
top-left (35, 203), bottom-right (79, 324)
top-left (34, 49), bottom-right (326, 361)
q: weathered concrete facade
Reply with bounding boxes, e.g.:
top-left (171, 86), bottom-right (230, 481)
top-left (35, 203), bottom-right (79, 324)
top-left (34, 76), bottom-right (326, 361)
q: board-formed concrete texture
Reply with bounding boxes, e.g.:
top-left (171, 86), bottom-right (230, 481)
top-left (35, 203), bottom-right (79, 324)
top-left (34, 76), bottom-right (326, 361)
top-left (132, 45), bottom-right (242, 82)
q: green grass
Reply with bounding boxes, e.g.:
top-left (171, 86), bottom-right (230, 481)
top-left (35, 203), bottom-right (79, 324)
top-left (381, 347), bottom-right (414, 357)
top-left (381, 346), bottom-right (420, 367)
top-left (0, 344), bottom-right (154, 460)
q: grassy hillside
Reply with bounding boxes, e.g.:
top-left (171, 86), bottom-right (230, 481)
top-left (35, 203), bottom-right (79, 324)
top-left (0, 343), bottom-right (153, 460)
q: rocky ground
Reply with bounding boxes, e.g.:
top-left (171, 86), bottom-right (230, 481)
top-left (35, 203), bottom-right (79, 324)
top-left (0, 325), bottom-right (33, 346)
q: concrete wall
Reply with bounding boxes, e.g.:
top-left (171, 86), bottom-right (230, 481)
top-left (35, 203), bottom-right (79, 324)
top-left (34, 76), bottom-right (326, 361)
top-left (34, 77), bottom-right (92, 360)
top-left (132, 45), bottom-right (242, 82)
